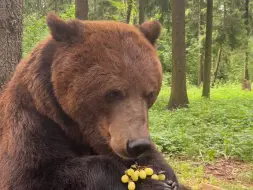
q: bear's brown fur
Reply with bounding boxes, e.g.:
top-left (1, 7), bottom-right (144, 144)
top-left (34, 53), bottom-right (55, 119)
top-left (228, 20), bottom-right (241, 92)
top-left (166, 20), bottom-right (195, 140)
top-left (0, 14), bottom-right (189, 190)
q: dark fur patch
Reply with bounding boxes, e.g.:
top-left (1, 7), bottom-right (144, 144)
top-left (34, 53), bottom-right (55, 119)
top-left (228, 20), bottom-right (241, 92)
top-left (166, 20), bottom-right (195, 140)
top-left (39, 40), bottom-right (75, 127)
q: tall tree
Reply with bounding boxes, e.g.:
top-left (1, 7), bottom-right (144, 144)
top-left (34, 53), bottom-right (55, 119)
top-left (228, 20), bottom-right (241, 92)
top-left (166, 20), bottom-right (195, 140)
top-left (75, 0), bottom-right (89, 20)
top-left (0, 0), bottom-right (23, 88)
top-left (212, 0), bottom-right (226, 86)
top-left (139, 0), bottom-right (145, 25)
top-left (94, 0), bottom-right (97, 12)
top-left (168, 0), bottom-right (189, 110)
top-left (212, 45), bottom-right (222, 86)
top-left (159, 0), bottom-right (170, 25)
top-left (55, 0), bottom-right (59, 13)
top-left (242, 0), bottom-right (251, 90)
top-left (126, 0), bottom-right (133, 24)
top-left (202, 0), bottom-right (213, 98)
top-left (197, 0), bottom-right (204, 87)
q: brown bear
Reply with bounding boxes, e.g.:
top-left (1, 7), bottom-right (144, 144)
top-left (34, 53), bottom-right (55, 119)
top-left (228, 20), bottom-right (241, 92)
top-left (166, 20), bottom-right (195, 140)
top-left (0, 14), bottom-right (188, 190)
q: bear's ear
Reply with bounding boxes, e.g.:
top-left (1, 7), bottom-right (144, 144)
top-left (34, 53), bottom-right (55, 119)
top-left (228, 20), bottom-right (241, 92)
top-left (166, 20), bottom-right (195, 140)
top-left (47, 13), bottom-right (84, 43)
top-left (139, 20), bottom-right (162, 45)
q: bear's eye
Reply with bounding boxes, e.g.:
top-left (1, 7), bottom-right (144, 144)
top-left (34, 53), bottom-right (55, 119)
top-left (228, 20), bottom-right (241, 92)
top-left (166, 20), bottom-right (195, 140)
top-left (145, 92), bottom-right (157, 107)
top-left (105, 90), bottom-right (125, 103)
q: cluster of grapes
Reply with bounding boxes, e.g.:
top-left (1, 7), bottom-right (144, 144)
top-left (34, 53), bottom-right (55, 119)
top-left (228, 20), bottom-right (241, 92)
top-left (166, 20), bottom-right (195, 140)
top-left (121, 164), bottom-right (166, 190)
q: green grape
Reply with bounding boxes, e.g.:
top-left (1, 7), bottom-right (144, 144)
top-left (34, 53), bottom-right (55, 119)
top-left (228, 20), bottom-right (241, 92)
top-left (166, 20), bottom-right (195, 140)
top-left (151, 174), bottom-right (159, 180)
top-left (121, 175), bottom-right (129, 183)
top-left (158, 174), bottom-right (166, 180)
top-left (131, 171), bottom-right (139, 182)
top-left (127, 168), bottom-right (135, 176)
top-left (128, 181), bottom-right (136, 190)
top-left (144, 168), bottom-right (154, 176)
top-left (139, 170), bottom-right (147, 179)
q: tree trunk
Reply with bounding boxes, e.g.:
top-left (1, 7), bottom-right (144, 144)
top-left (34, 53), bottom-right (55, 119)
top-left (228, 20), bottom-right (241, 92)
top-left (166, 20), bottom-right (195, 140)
top-left (197, 0), bottom-right (204, 87)
top-left (139, 0), bottom-right (145, 25)
top-left (55, 0), bottom-right (58, 13)
top-left (126, 0), bottom-right (133, 24)
top-left (168, 0), bottom-right (189, 110)
top-left (159, 0), bottom-right (169, 25)
top-left (212, 45), bottom-right (222, 86)
top-left (94, 0), bottom-right (97, 12)
top-left (37, 0), bottom-right (42, 10)
top-left (202, 0), bottom-right (213, 98)
top-left (75, 0), bottom-right (88, 20)
top-left (198, 53), bottom-right (204, 86)
top-left (242, 0), bottom-right (251, 90)
top-left (0, 0), bottom-right (23, 88)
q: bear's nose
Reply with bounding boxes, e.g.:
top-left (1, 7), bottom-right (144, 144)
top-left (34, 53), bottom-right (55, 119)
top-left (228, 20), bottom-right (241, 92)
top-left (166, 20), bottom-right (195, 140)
top-left (127, 138), bottom-right (151, 157)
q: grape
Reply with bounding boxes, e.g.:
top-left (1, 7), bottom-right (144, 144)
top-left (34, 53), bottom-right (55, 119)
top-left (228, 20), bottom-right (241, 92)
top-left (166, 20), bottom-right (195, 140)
top-left (131, 171), bottom-right (139, 182)
top-left (151, 174), bottom-right (159, 180)
top-left (139, 170), bottom-right (147, 179)
top-left (158, 174), bottom-right (166, 180)
top-left (127, 168), bottom-right (135, 176)
top-left (128, 181), bottom-right (136, 190)
top-left (121, 175), bottom-right (129, 183)
top-left (144, 168), bottom-right (154, 176)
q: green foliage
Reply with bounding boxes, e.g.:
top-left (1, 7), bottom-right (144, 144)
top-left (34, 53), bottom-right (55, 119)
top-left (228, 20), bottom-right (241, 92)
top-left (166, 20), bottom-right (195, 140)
top-left (89, 0), bottom-right (126, 21)
top-left (150, 75), bottom-right (253, 162)
top-left (22, 16), bottom-right (49, 57)
top-left (22, 4), bottom-right (75, 57)
top-left (23, 0), bottom-right (253, 84)
top-left (24, 0), bottom-right (72, 15)
top-left (60, 4), bottom-right (75, 19)
top-left (157, 28), bottom-right (172, 73)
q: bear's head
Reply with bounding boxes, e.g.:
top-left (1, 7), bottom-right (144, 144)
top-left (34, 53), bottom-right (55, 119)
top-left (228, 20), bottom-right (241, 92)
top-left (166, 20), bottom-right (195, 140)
top-left (47, 14), bottom-right (162, 159)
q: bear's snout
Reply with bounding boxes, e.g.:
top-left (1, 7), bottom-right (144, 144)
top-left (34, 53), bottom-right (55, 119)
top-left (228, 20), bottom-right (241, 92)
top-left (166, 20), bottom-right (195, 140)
top-left (126, 138), bottom-right (151, 157)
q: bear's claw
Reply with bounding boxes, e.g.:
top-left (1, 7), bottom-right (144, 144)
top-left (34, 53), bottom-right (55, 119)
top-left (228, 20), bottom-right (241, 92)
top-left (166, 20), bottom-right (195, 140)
top-left (137, 178), bottom-right (179, 190)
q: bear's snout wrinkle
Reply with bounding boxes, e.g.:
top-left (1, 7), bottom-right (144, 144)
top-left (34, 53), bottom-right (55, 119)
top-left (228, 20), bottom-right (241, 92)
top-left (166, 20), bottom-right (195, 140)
top-left (126, 138), bottom-right (151, 157)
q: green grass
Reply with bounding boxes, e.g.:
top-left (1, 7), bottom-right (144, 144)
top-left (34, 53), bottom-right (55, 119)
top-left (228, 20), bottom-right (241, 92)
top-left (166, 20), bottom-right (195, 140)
top-left (150, 76), bottom-right (253, 162)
